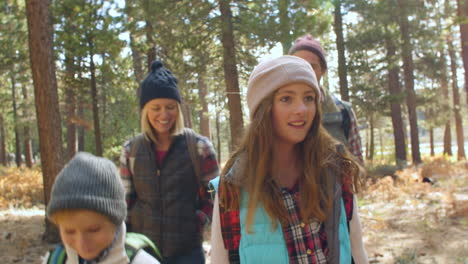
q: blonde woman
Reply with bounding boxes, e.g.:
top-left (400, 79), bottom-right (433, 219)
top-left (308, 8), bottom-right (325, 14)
top-left (210, 56), bottom-right (368, 264)
top-left (120, 61), bottom-right (219, 264)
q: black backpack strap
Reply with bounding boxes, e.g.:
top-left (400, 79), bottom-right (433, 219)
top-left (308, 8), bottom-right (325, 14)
top-left (337, 100), bottom-right (353, 140)
top-left (184, 128), bottom-right (202, 184)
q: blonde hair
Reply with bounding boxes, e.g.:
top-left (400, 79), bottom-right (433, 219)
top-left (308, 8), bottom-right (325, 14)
top-left (49, 209), bottom-right (116, 227)
top-left (220, 92), bottom-right (362, 233)
top-left (140, 102), bottom-right (185, 143)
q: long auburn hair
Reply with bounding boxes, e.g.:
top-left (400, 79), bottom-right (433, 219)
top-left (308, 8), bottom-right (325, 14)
top-left (219, 91), bottom-right (362, 233)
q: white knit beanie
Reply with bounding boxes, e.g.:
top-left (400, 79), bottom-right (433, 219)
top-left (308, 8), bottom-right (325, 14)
top-left (47, 152), bottom-right (127, 225)
top-left (246, 55), bottom-right (320, 119)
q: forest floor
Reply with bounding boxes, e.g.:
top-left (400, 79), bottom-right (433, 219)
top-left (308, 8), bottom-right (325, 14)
top-left (0, 156), bottom-right (467, 264)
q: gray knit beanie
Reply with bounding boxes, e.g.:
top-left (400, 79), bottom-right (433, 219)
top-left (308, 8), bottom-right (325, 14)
top-left (47, 152), bottom-right (127, 226)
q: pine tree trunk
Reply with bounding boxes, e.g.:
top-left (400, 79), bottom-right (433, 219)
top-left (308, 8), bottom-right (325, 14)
top-left (278, 0), bottom-right (292, 54)
top-left (215, 110), bottom-right (222, 163)
top-left (145, 20), bottom-right (156, 70)
top-left (11, 75), bottom-right (22, 167)
top-left (219, 0), bottom-right (244, 150)
top-left (396, 0), bottom-right (421, 164)
top-left (125, 0), bottom-right (145, 84)
top-left (333, 0), bottom-right (349, 101)
top-left (457, 0), bottom-right (468, 105)
top-left (78, 104), bottom-right (85, 152)
top-left (21, 83), bottom-right (33, 168)
top-left (385, 33), bottom-right (407, 166)
top-left (429, 127), bottom-right (435, 157)
top-left (183, 103), bottom-right (193, 129)
top-left (0, 114), bottom-right (6, 166)
top-left (440, 44), bottom-right (453, 156)
top-left (369, 116), bottom-right (375, 161)
top-left (25, 0), bottom-right (63, 242)
top-left (448, 35), bottom-right (466, 160)
top-left (198, 73), bottom-right (211, 138)
top-left (88, 42), bottom-right (103, 156)
top-left (64, 54), bottom-right (77, 161)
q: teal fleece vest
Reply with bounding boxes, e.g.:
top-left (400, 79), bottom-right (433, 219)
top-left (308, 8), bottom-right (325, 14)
top-left (210, 176), bottom-right (351, 263)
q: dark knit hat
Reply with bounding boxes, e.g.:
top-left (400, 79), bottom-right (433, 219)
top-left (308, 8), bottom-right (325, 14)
top-left (139, 60), bottom-right (182, 109)
top-left (288, 34), bottom-right (327, 71)
top-left (47, 152), bottom-right (127, 226)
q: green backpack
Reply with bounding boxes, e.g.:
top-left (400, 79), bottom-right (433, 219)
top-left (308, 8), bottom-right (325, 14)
top-left (47, 232), bottom-right (162, 264)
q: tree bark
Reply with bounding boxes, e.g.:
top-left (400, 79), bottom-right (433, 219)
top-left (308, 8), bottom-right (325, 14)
top-left (333, 0), bottom-right (349, 101)
top-left (429, 127), bottom-right (435, 156)
top-left (396, 0), bottom-right (421, 164)
top-left (447, 34), bottom-right (466, 160)
top-left (278, 0), bottom-right (292, 54)
top-left (219, 0), bottom-right (244, 150)
top-left (88, 38), bottom-right (103, 156)
top-left (198, 73), bottom-right (211, 138)
top-left (125, 0), bottom-right (145, 84)
top-left (457, 0), bottom-right (468, 105)
top-left (11, 75), bottom-right (22, 167)
top-left (368, 115), bottom-right (375, 161)
top-left (64, 54), bottom-right (77, 161)
top-left (21, 84), bottom-right (33, 168)
top-left (440, 45), bottom-right (453, 156)
top-left (385, 33), bottom-right (407, 166)
top-left (145, 20), bottom-right (156, 70)
top-left (215, 110), bottom-right (222, 163)
top-left (25, 0), bottom-right (63, 242)
top-left (0, 114), bottom-right (6, 166)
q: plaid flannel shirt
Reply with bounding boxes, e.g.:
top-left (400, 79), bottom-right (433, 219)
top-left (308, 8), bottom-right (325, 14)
top-left (218, 180), bottom-right (354, 264)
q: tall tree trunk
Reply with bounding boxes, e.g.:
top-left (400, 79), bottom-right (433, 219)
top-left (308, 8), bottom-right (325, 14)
top-left (368, 115), bottom-right (375, 161)
top-left (215, 110), bottom-right (222, 164)
top-left (0, 114), bottom-right (6, 166)
top-left (429, 127), bottom-right (435, 156)
top-left (333, 0), bottom-right (349, 101)
top-left (183, 103), bottom-right (193, 129)
top-left (385, 32), bottom-right (407, 166)
top-left (64, 54), bottom-right (77, 161)
top-left (396, 0), bottom-right (421, 164)
top-left (77, 103), bottom-right (85, 152)
top-left (125, 0), bottom-right (145, 84)
top-left (145, 20), bottom-right (156, 70)
top-left (278, 0), bottom-right (292, 54)
top-left (88, 39), bottom-right (103, 156)
top-left (25, 0), bottom-right (63, 242)
top-left (219, 0), bottom-right (244, 150)
top-left (448, 34), bottom-right (466, 160)
top-left (457, 0), bottom-right (468, 105)
top-left (21, 84), bottom-right (33, 168)
top-left (11, 75), bottom-right (22, 167)
top-left (440, 46), bottom-right (453, 156)
top-left (198, 73), bottom-right (211, 138)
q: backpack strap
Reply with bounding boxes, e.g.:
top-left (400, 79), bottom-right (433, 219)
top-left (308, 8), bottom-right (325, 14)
top-left (335, 100), bottom-right (353, 140)
top-left (127, 134), bottom-right (146, 176)
top-left (125, 232), bottom-right (162, 262)
top-left (184, 128), bottom-right (202, 183)
top-left (46, 244), bottom-right (67, 264)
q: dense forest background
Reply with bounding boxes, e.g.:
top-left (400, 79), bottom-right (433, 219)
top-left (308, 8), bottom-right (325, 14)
top-left (1, 0), bottom-right (467, 219)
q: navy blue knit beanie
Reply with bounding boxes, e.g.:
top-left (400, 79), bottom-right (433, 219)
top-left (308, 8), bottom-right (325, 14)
top-left (139, 60), bottom-right (182, 110)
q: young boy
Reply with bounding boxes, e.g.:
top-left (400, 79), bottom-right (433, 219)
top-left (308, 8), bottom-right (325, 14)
top-left (43, 152), bottom-right (160, 264)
